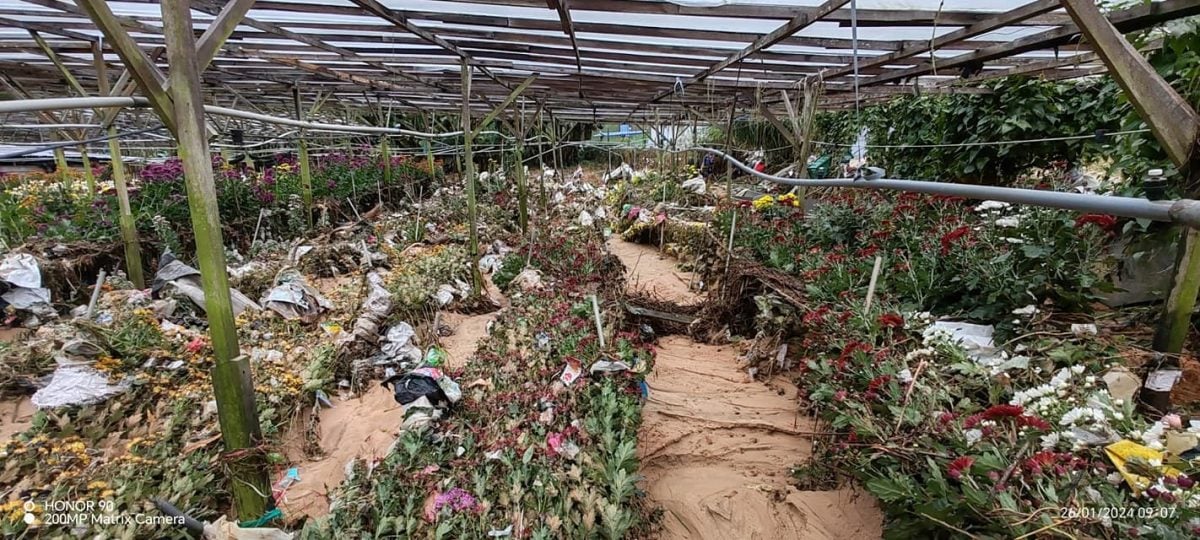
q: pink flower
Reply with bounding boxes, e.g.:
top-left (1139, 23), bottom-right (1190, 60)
top-left (1164, 414), bottom-right (1183, 429)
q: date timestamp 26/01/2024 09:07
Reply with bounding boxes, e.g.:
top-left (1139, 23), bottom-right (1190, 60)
top-left (1059, 506), bottom-right (1177, 520)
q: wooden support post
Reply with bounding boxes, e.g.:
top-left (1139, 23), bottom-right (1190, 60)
top-left (1061, 0), bottom-right (1200, 416)
top-left (160, 0), bottom-right (270, 520)
top-left (380, 136), bottom-right (392, 200)
top-left (515, 104), bottom-right (529, 233)
top-left (462, 60), bottom-right (484, 296)
top-left (722, 97), bottom-right (737, 198)
top-left (292, 85), bottom-right (313, 227)
top-left (53, 144), bottom-right (70, 186)
top-left (79, 146), bottom-right (95, 196)
top-left (538, 109), bottom-right (548, 211)
top-left (106, 126), bottom-right (145, 288)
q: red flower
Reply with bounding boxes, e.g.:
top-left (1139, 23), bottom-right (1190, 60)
top-left (1016, 415), bottom-right (1051, 431)
top-left (938, 412), bottom-right (957, 425)
top-left (1075, 213), bottom-right (1117, 231)
top-left (982, 404), bottom-right (1024, 420)
top-left (963, 413), bottom-right (984, 429)
top-left (948, 456), bottom-right (974, 480)
top-left (833, 390), bottom-right (848, 402)
top-left (878, 313), bottom-right (904, 329)
top-left (939, 226), bottom-right (971, 255)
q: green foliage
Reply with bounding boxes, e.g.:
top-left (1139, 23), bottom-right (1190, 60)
top-left (814, 77), bottom-right (1127, 182)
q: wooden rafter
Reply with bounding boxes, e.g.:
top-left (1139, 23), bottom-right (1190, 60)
top-left (650, 0), bottom-right (848, 103)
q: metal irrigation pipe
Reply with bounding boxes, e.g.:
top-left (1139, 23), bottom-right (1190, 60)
top-left (0, 96), bottom-right (528, 140)
top-left (0, 126), bottom-right (167, 160)
top-left (672, 146), bottom-right (1200, 229)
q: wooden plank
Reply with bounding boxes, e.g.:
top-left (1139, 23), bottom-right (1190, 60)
top-left (472, 75), bottom-right (538, 138)
top-left (195, 0), bottom-right (257, 70)
top-left (160, 0), bottom-right (270, 520)
top-left (545, 0), bottom-right (583, 77)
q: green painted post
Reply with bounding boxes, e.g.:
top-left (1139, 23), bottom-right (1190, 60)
top-left (107, 127), bottom-right (145, 289)
top-left (161, 0), bottom-right (270, 521)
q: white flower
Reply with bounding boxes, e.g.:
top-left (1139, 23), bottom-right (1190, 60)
top-left (1012, 305), bottom-right (1039, 316)
top-left (1106, 472), bottom-right (1124, 485)
top-left (898, 368), bottom-right (914, 384)
top-left (974, 200), bottom-right (1011, 212)
top-left (964, 429), bottom-right (983, 447)
top-left (994, 217), bottom-right (1021, 228)
top-left (1003, 237), bottom-right (1025, 244)
top-left (1041, 432), bottom-right (1061, 450)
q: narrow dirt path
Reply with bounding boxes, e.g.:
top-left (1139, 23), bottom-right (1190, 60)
top-left (606, 237), bottom-right (701, 306)
top-left (609, 237), bottom-right (883, 539)
top-left (640, 337), bottom-right (883, 539)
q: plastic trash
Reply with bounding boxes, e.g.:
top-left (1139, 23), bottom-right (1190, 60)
top-left (261, 268), bottom-right (331, 323)
top-left (32, 364), bottom-right (130, 409)
top-left (271, 467), bottom-right (301, 501)
top-left (534, 331), bottom-right (551, 351)
top-left (380, 322), bottom-right (422, 364)
top-left (383, 366), bottom-right (461, 406)
top-left (681, 175), bottom-right (707, 194)
top-left (384, 372), bottom-right (448, 406)
top-left (0, 253), bottom-right (54, 318)
top-left (435, 284), bottom-right (457, 306)
top-left (1071, 323), bottom-right (1098, 336)
top-left (424, 346), bottom-right (447, 367)
top-left (589, 359), bottom-right (632, 374)
top-left (488, 525), bottom-right (514, 537)
top-left (401, 396), bottom-right (443, 433)
top-left (560, 359), bottom-right (583, 386)
top-left (1103, 366), bottom-right (1140, 402)
top-left (513, 269), bottom-right (543, 291)
top-left (153, 253), bottom-right (260, 316)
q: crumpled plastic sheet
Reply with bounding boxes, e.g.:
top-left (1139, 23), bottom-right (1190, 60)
top-left (32, 362), bottom-right (130, 409)
top-left (601, 163), bottom-right (634, 183)
top-left (203, 516), bottom-right (293, 540)
top-left (380, 322), bottom-right (422, 364)
top-left (153, 253), bottom-right (260, 316)
top-left (0, 253), bottom-right (54, 316)
top-left (681, 175), bottom-right (707, 194)
top-left (338, 271), bottom-right (392, 347)
top-left (0, 253), bottom-right (42, 288)
top-left (261, 269), bottom-right (331, 323)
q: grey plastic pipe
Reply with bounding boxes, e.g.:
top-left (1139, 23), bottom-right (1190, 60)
top-left (678, 147), bottom-right (1200, 229)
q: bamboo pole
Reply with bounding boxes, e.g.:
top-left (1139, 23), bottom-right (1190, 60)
top-left (516, 103), bottom-right (529, 233)
top-left (106, 126), bottom-right (145, 288)
top-left (161, 0), bottom-right (270, 520)
top-left (53, 144), bottom-right (70, 186)
top-left (722, 97), bottom-right (737, 199)
top-left (462, 60), bottom-right (484, 296)
top-left (79, 146), bottom-right (96, 197)
top-left (292, 86), bottom-right (313, 227)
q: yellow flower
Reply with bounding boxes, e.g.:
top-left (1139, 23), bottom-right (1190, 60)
top-left (752, 194), bottom-right (775, 211)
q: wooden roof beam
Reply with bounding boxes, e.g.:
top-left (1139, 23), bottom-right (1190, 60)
top-left (855, 0), bottom-right (1200, 88)
top-left (650, 0), bottom-right (847, 103)
top-left (815, 0), bottom-right (1062, 82)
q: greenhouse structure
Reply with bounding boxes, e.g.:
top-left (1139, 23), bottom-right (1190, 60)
top-left (2, 0), bottom-right (1200, 537)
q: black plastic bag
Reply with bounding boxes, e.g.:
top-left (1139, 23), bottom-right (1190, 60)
top-left (382, 373), bottom-right (449, 406)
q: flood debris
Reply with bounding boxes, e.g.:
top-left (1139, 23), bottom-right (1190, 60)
top-left (261, 268), bottom-right (332, 323)
top-left (152, 253), bottom-right (261, 316)
top-left (0, 252), bottom-right (56, 322)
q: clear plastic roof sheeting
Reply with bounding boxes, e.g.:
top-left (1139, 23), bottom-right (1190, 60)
top-left (0, 0), bottom-right (1195, 121)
